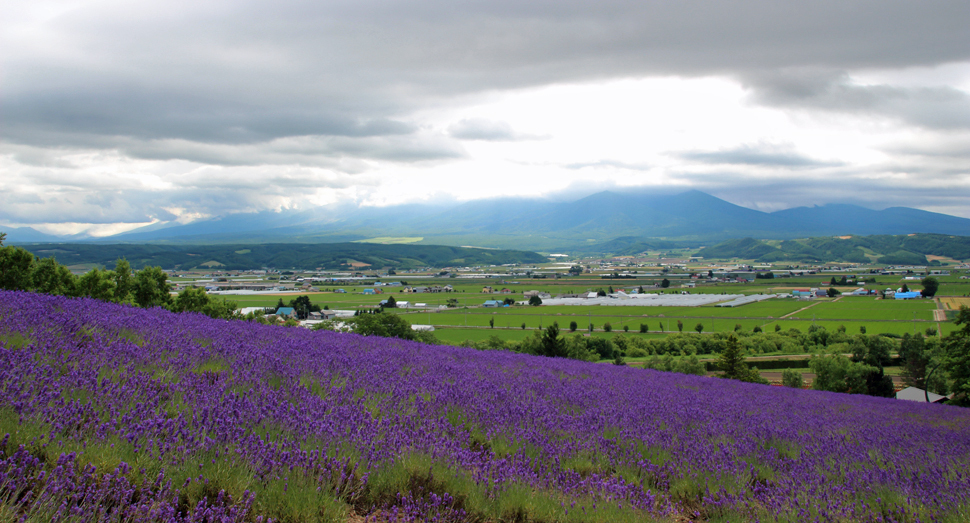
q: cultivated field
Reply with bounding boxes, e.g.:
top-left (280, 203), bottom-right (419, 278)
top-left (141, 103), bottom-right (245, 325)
top-left (2, 290), bottom-right (969, 522)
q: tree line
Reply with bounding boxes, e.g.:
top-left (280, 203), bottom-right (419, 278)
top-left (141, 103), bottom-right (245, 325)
top-left (0, 234), bottom-right (237, 320)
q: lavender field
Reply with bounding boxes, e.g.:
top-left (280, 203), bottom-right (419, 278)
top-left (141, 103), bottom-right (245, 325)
top-left (1, 290), bottom-right (969, 522)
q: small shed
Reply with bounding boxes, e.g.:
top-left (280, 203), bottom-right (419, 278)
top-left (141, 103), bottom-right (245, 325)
top-left (896, 387), bottom-right (949, 403)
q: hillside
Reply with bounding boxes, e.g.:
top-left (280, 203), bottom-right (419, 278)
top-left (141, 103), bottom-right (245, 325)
top-left (17, 242), bottom-right (548, 270)
top-left (696, 233), bottom-right (970, 264)
top-left (2, 290), bottom-right (969, 521)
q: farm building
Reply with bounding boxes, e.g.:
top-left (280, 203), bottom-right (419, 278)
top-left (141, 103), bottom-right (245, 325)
top-left (483, 300), bottom-right (501, 307)
top-left (896, 387), bottom-right (949, 403)
top-left (275, 307), bottom-right (296, 318)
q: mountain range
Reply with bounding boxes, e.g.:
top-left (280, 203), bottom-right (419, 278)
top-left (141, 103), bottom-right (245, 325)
top-left (5, 190), bottom-right (970, 252)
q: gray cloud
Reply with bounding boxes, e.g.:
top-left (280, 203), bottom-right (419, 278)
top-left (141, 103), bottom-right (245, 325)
top-left (2, 0), bottom-right (970, 227)
top-left (675, 144), bottom-right (843, 168)
top-left (4, 0), bottom-right (968, 154)
top-left (744, 69), bottom-right (970, 130)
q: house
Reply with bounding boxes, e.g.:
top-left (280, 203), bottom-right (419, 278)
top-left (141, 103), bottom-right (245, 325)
top-left (275, 307), bottom-right (296, 318)
top-left (483, 300), bottom-right (500, 307)
top-left (896, 386), bottom-right (950, 403)
top-left (523, 290), bottom-right (542, 298)
top-left (586, 292), bottom-right (599, 299)
top-left (362, 289), bottom-right (376, 295)
top-left (442, 285), bottom-right (454, 292)
top-left (335, 289), bottom-right (346, 293)
top-left (482, 286), bottom-right (494, 293)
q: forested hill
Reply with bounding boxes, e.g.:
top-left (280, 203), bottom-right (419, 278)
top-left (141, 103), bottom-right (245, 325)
top-left (695, 234), bottom-right (970, 264)
top-left (19, 243), bottom-right (548, 270)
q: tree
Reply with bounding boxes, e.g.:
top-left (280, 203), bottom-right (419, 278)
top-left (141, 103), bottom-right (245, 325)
top-left (830, 277), bottom-right (838, 286)
top-left (661, 278), bottom-right (670, 288)
top-left (734, 323), bottom-right (742, 332)
top-left (608, 286), bottom-right (614, 294)
top-left (603, 322), bottom-right (612, 332)
top-left (900, 333), bottom-right (930, 390)
top-left (528, 295), bottom-right (542, 306)
top-left (694, 323), bottom-right (703, 334)
top-left (172, 287), bottom-right (210, 314)
top-left (112, 259), bottom-right (134, 303)
top-left (76, 267), bottom-right (116, 302)
top-left (921, 277), bottom-right (939, 297)
top-left (31, 257), bottom-right (76, 296)
top-left (718, 335), bottom-right (765, 384)
top-left (827, 287), bottom-right (841, 297)
top-left (539, 323), bottom-right (566, 358)
top-left (596, 288), bottom-right (607, 297)
top-left (639, 323), bottom-right (647, 333)
top-left (133, 266), bottom-right (172, 309)
top-left (348, 312), bottom-right (419, 340)
top-left (810, 352), bottom-right (890, 396)
top-left (901, 283), bottom-right (910, 293)
top-left (521, 322), bottom-right (526, 330)
top-left (384, 295), bottom-right (397, 309)
top-left (489, 317), bottom-right (495, 329)
top-left (0, 245), bottom-right (35, 291)
top-left (774, 324), bottom-right (781, 332)
top-left (781, 369), bottom-right (803, 388)
top-left (290, 295), bottom-right (314, 320)
top-left (569, 321), bottom-right (578, 332)
top-left (677, 320), bottom-right (683, 333)
top-left (941, 306), bottom-right (970, 406)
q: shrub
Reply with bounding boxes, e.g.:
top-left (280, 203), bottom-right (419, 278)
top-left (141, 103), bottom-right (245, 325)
top-left (569, 320), bottom-right (577, 332)
top-left (782, 369), bottom-right (803, 388)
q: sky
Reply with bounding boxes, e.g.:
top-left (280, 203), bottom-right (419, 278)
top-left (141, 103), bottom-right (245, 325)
top-left (2, 0), bottom-right (970, 236)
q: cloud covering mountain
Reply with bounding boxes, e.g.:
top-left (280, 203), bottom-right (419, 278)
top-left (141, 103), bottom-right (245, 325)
top-left (2, 1), bottom-right (968, 235)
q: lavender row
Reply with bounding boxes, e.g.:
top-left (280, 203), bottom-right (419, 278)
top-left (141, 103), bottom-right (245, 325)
top-left (1, 290), bottom-right (968, 522)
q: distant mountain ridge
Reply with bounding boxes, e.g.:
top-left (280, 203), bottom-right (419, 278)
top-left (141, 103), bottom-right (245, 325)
top-left (5, 190), bottom-right (970, 250)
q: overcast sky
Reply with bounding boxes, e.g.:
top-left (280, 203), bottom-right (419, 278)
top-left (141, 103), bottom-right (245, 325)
top-left (3, 0), bottom-right (970, 236)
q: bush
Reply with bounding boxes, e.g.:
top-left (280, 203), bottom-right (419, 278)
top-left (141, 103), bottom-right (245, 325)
top-left (782, 369), bottom-right (803, 388)
top-left (603, 322), bottom-right (612, 332)
top-left (623, 325), bottom-right (629, 332)
top-left (569, 320), bottom-right (578, 332)
top-left (639, 323), bottom-right (647, 333)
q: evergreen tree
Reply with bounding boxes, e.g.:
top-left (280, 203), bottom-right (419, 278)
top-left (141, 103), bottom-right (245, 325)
top-left (540, 323), bottom-right (566, 358)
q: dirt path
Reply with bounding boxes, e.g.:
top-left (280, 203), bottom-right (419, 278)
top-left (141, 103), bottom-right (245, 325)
top-left (780, 300), bottom-right (823, 319)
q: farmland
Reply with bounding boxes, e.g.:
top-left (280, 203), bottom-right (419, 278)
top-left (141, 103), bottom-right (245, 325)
top-left (2, 290), bottom-right (970, 522)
